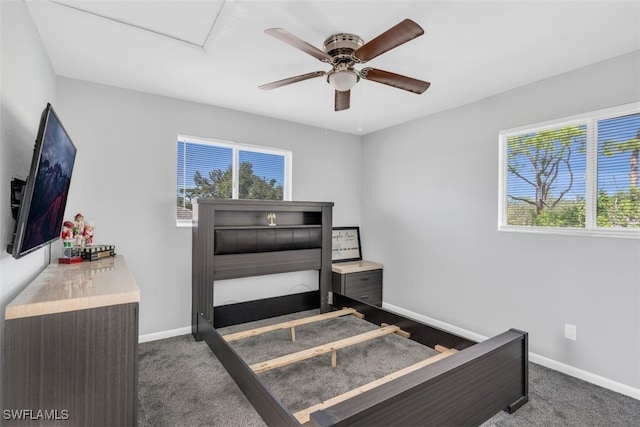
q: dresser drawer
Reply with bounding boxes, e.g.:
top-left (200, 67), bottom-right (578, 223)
top-left (344, 269), bottom-right (382, 287)
top-left (332, 268), bottom-right (383, 306)
top-left (344, 285), bottom-right (382, 306)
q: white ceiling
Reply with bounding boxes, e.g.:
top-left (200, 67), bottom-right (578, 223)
top-left (26, 0), bottom-right (640, 135)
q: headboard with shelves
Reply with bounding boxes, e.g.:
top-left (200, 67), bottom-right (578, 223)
top-left (191, 199), bottom-right (333, 339)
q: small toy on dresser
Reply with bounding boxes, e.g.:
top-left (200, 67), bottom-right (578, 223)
top-left (59, 220), bottom-right (82, 264)
top-left (58, 213), bottom-right (115, 262)
top-left (72, 212), bottom-right (86, 246)
top-left (83, 220), bottom-right (95, 245)
top-left (71, 212), bottom-right (97, 247)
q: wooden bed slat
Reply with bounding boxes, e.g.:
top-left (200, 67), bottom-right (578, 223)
top-left (381, 322), bottom-right (411, 338)
top-left (250, 325), bottom-right (400, 374)
top-left (295, 348), bottom-right (459, 424)
top-left (222, 308), bottom-right (363, 342)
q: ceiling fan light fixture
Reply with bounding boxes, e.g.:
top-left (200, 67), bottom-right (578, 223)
top-left (260, 20), bottom-right (428, 111)
top-left (328, 70), bottom-right (358, 91)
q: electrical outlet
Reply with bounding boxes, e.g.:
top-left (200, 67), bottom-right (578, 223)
top-left (565, 324), bottom-right (577, 341)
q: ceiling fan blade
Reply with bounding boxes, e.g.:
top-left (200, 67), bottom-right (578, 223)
top-left (353, 19), bottom-right (424, 63)
top-left (265, 28), bottom-right (332, 62)
top-left (259, 71), bottom-right (325, 90)
top-left (335, 90), bottom-right (350, 111)
top-left (360, 67), bottom-right (430, 94)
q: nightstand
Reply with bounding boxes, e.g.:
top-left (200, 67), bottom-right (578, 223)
top-left (331, 260), bottom-right (383, 306)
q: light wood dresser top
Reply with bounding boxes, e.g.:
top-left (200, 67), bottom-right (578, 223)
top-left (331, 260), bottom-right (383, 274)
top-left (5, 255), bottom-right (140, 320)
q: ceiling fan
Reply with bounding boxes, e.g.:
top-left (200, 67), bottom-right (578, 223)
top-left (259, 19), bottom-right (431, 111)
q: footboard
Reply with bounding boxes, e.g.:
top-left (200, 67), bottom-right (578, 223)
top-left (309, 328), bottom-right (528, 426)
top-left (308, 293), bottom-right (529, 426)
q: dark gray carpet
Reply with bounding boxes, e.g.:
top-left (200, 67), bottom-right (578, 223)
top-left (137, 311), bottom-right (640, 426)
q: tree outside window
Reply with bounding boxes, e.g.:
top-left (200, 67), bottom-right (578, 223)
top-left (177, 137), bottom-right (290, 224)
top-left (500, 104), bottom-right (640, 236)
top-left (598, 114), bottom-right (640, 228)
top-left (506, 125), bottom-right (587, 227)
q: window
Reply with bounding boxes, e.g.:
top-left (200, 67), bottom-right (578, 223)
top-left (177, 135), bottom-right (291, 225)
top-left (499, 103), bottom-right (640, 237)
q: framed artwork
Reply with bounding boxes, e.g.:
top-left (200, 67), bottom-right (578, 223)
top-left (331, 226), bottom-right (362, 263)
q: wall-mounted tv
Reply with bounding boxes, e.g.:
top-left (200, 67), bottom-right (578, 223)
top-left (7, 103), bottom-right (77, 259)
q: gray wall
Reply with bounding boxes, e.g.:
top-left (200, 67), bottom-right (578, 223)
top-left (55, 77), bottom-right (363, 337)
top-left (361, 51), bottom-right (640, 391)
top-left (0, 0), bottom-right (58, 407)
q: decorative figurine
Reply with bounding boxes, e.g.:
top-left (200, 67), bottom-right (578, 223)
top-left (59, 220), bottom-right (81, 263)
top-left (73, 213), bottom-right (85, 246)
top-left (267, 213), bottom-right (277, 226)
top-left (83, 220), bottom-right (95, 246)
top-left (61, 221), bottom-right (74, 241)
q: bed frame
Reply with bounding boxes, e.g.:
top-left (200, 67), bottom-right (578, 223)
top-left (192, 199), bottom-right (528, 426)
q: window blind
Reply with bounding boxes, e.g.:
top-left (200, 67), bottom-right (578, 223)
top-left (499, 102), bottom-right (640, 237)
top-left (176, 136), bottom-right (291, 224)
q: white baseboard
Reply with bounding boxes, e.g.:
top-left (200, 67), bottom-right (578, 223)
top-left (527, 353), bottom-right (640, 400)
top-left (138, 326), bottom-right (191, 344)
top-left (383, 302), bottom-right (640, 401)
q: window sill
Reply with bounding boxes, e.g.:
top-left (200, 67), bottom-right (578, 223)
top-left (498, 225), bottom-right (640, 239)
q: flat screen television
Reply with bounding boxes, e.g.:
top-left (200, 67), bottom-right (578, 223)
top-left (7, 103), bottom-right (77, 259)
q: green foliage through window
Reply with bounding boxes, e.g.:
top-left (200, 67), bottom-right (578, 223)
top-left (177, 137), bottom-right (290, 222)
top-left (500, 104), bottom-right (640, 235)
top-left (506, 125), bottom-right (586, 227)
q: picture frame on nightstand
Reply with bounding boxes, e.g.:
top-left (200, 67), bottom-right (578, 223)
top-left (331, 226), bottom-right (362, 263)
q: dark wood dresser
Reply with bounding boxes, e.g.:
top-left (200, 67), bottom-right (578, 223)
top-left (331, 260), bottom-right (383, 306)
top-left (3, 255), bottom-right (139, 426)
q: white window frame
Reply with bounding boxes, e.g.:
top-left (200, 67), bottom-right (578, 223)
top-left (177, 135), bottom-right (292, 227)
top-left (498, 102), bottom-right (640, 239)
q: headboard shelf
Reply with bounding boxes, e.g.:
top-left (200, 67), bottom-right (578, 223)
top-left (214, 225), bottom-right (321, 230)
top-left (213, 210), bottom-right (322, 227)
top-left (192, 199), bottom-right (334, 338)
